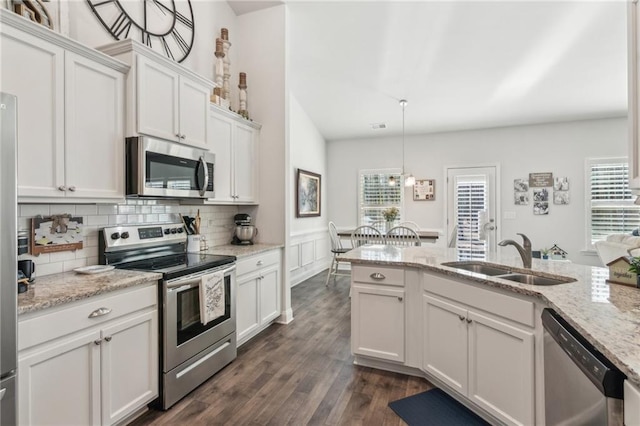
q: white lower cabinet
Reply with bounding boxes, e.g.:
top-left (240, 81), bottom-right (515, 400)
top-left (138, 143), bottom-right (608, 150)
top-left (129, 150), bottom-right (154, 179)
top-left (423, 274), bottom-right (535, 426)
top-left (18, 284), bottom-right (158, 426)
top-left (236, 249), bottom-right (281, 346)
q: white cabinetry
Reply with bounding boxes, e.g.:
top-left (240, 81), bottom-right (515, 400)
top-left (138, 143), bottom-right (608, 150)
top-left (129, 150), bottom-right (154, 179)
top-left (629, 1), bottom-right (640, 188)
top-left (207, 105), bottom-right (261, 204)
top-left (423, 273), bottom-right (535, 426)
top-left (351, 265), bottom-right (406, 363)
top-left (236, 249), bottom-right (281, 346)
top-left (0, 10), bottom-right (127, 202)
top-left (625, 380), bottom-right (640, 426)
top-left (18, 284), bottom-right (158, 426)
top-left (99, 39), bottom-right (213, 149)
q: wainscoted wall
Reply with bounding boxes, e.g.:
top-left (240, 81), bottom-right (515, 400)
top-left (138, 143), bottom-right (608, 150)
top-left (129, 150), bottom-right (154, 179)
top-left (18, 200), bottom-right (239, 277)
top-left (289, 229), bottom-right (331, 287)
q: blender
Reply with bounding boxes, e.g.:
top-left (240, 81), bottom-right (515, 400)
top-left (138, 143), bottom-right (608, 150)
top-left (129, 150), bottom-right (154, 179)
top-left (232, 213), bottom-right (258, 245)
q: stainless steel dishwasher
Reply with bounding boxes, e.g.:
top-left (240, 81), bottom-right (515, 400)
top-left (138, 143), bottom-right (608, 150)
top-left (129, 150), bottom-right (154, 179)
top-left (542, 308), bottom-right (625, 425)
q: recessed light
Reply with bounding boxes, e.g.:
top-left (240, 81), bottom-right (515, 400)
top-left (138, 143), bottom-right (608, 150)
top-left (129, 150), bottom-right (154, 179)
top-left (371, 123), bottom-right (386, 130)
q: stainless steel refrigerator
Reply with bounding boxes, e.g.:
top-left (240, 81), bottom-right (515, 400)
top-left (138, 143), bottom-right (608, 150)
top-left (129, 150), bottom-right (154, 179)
top-left (0, 92), bottom-right (18, 425)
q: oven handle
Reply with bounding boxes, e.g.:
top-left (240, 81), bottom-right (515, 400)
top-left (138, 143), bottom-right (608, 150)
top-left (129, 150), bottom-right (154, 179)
top-left (165, 264), bottom-right (236, 289)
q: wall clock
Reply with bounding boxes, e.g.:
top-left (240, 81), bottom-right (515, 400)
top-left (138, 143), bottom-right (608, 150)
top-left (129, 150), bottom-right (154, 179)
top-left (86, 0), bottom-right (195, 63)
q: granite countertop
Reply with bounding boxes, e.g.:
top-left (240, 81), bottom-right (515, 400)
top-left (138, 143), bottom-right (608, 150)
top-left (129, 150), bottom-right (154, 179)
top-left (207, 243), bottom-right (283, 258)
top-left (341, 245), bottom-right (640, 388)
top-left (18, 269), bottom-right (162, 316)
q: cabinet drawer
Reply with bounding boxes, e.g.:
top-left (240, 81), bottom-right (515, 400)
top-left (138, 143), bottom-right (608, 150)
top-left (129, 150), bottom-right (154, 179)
top-left (353, 265), bottom-right (405, 287)
top-left (424, 273), bottom-right (534, 327)
top-left (237, 250), bottom-right (281, 277)
top-left (19, 284), bottom-right (157, 351)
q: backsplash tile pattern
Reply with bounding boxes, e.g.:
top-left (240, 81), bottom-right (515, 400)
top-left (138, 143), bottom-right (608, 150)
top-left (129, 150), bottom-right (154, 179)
top-left (18, 200), bottom-right (239, 277)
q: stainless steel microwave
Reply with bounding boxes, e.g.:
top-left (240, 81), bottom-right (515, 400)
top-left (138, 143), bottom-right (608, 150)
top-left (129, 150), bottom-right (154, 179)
top-left (126, 136), bottom-right (215, 199)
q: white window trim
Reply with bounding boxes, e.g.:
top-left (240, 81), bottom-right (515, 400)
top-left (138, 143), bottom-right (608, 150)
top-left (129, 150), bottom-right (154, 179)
top-left (584, 156), bottom-right (639, 250)
top-left (357, 167), bottom-right (404, 226)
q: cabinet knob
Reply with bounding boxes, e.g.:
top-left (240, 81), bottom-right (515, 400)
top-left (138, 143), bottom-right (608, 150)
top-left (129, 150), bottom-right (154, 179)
top-left (466, 318), bottom-right (473, 324)
top-left (458, 315), bottom-right (465, 321)
top-left (397, 297), bottom-right (403, 302)
top-left (58, 185), bottom-right (66, 191)
top-left (104, 336), bottom-right (112, 342)
top-left (256, 260), bottom-right (263, 266)
top-left (175, 133), bottom-right (181, 138)
top-left (68, 186), bottom-right (76, 192)
top-left (180, 134), bottom-right (186, 139)
top-left (88, 307), bottom-right (112, 318)
top-left (94, 339), bottom-right (102, 345)
top-left (370, 272), bottom-right (386, 280)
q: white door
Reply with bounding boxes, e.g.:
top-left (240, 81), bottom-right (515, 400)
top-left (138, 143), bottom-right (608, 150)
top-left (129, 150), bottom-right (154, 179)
top-left (137, 55), bottom-right (179, 142)
top-left (178, 76), bottom-right (210, 147)
top-left (209, 111), bottom-right (234, 202)
top-left (446, 166), bottom-right (498, 258)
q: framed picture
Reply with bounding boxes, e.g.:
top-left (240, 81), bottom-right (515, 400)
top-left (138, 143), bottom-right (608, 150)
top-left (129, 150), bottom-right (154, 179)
top-left (296, 168), bottom-right (321, 217)
top-left (31, 215), bottom-right (83, 255)
top-left (413, 179), bottom-right (435, 200)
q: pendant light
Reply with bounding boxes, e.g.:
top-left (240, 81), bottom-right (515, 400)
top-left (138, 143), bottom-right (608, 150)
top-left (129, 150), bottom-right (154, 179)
top-left (400, 99), bottom-right (415, 187)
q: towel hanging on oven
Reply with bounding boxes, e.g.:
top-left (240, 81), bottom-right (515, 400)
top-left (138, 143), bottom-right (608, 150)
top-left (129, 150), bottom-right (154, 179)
top-left (199, 271), bottom-right (225, 326)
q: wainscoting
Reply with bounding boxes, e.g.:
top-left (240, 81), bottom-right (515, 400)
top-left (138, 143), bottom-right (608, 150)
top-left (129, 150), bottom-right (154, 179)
top-left (289, 228), bottom-right (334, 287)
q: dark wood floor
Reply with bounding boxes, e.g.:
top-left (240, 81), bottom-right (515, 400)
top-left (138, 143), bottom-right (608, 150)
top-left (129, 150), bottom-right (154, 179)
top-left (130, 272), bottom-right (432, 425)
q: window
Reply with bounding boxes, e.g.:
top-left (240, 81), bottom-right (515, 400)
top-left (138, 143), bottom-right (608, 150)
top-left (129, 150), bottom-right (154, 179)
top-left (587, 158), bottom-right (640, 246)
top-left (358, 169), bottom-right (403, 226)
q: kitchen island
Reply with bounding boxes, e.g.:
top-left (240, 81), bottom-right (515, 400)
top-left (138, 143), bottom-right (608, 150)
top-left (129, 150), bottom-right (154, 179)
top-left (341, 244), bottom-right (640, 425)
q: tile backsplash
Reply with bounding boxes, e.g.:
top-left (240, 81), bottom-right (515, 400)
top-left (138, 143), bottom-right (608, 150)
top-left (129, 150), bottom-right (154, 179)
top-left (18, 199), bottom-right (239, 277)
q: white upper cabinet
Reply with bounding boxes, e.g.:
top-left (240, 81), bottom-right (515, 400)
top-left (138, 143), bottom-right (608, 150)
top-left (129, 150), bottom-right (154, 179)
top-left (629, 1), bottom-right (640, 188)
top-left (0, 10), bottom-right (128, 202)
top-left (206, 105), bottom-right (261, 204)
top-left (99, 39), bottom-right (214, 149)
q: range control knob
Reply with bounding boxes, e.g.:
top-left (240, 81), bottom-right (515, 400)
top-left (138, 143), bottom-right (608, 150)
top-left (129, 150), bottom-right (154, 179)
top-left (110, 232), bottom-right (120, 240)
top-left (164, 228), bottom-right (171, 235)
top-left (121, 232), bottom-right (130, 239)
top-left (170, 228), bottom-right (177, 234)
top-left (176, 228), bottom-right (184, 233)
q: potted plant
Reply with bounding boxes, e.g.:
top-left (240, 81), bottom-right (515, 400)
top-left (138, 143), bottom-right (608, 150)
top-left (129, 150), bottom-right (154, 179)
top-left (628, 256), bottom-right (640, 286)
top-left (541, 248), bottom-right (550, 260)
top-left (382, 207), bottom-right (399, 231)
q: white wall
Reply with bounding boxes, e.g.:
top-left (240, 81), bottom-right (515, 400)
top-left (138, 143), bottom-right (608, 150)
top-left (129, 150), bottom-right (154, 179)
top-left (289, 94), bottom-right (329, 285)
top-left (327, 117), bottom-right (627, 266)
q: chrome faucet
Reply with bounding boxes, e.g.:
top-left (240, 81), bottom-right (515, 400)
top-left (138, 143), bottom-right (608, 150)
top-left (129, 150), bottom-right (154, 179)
top-left (498, 233), bottom-right (532, 268)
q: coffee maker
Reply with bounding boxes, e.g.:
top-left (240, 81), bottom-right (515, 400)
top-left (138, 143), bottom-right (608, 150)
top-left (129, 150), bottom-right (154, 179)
top-left (232, 213), bottom-right (258, 245)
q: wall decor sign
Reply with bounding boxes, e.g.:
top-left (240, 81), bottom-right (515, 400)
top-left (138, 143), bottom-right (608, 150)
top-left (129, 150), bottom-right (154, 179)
top-left (413, 179), bottom-right (435, 201)
top-left (296, 168), bottom-right (321, 217)
top-left (31, 215), bottom-right (83, 255)
top-left (529, 172), bottom-right (553, 188)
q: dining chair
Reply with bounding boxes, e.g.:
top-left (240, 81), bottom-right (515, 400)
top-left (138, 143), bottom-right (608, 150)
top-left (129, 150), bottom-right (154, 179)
top-left (370, 220), bottom-right (386, 233)
top-left (399, 221), bottom-right (420, 232)
top-left (386, 225), bottom-right (421, 247)
top-left (351, 225), bottom-right (385, 248)
top-left (325, 221), bottom-right (351, 286)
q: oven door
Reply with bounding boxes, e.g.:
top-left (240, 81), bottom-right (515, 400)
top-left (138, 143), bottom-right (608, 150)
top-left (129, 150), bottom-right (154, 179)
top-left (127, 136), bottom-right (215, 198)
top-left (163, 265), bottom-right (235, 372)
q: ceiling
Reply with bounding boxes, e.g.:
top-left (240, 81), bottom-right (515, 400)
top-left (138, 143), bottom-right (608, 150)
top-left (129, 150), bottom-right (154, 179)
top-left (286, 1), bottom-right (627, 141)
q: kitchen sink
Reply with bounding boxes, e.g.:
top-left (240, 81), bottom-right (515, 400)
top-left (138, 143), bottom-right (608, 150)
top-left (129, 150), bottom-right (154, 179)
top-left (441, 261), bottom-right (512, 276)
top-left (497, 273), bottom-right (576, 286)
top-left (442, 261), bottom-right (576, 285)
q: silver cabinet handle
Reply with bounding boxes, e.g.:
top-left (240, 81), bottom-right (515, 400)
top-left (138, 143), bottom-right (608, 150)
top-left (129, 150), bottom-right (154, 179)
top-left (58, 185), bottom-right (66, 191)
top-left (68, 186), bottom-right (76, 192)
top-left (94, 339), bottom-right (102, 345)
top-left (466, 318), bottom-right (472, 324)
top-left (88, 307), bottom-right (112, 318)
top-left (370, 272), bottom-right (386, 280)
top-left (458, 315), bottom-right (465, 321)
top-left (104, 336), bottom-right (112, 342)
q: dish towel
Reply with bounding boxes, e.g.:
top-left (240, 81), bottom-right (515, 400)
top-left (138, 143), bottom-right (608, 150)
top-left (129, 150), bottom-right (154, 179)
top-left (199, 271), bottom-right (225, 326)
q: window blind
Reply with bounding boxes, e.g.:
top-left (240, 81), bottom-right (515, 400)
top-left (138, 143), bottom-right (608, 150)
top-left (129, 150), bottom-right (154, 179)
top-left (455, 179), bottom-right (487, 259)
top-left (589, 160), bottom-right (640, 244)
top-left (359, 170), bottom-right (402, 226)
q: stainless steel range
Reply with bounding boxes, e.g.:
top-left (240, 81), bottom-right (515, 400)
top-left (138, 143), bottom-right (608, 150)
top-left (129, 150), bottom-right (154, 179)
top-left (99, 223), bottom-right (236, 409)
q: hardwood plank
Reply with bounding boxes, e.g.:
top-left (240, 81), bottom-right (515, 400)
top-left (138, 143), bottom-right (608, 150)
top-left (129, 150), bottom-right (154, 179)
top-left (129, 272), bottom-right (433, 425)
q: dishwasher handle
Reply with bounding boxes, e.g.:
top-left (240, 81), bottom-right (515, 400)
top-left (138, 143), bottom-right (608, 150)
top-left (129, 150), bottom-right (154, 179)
top-left (542, 308), bottom-right (625, 399)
